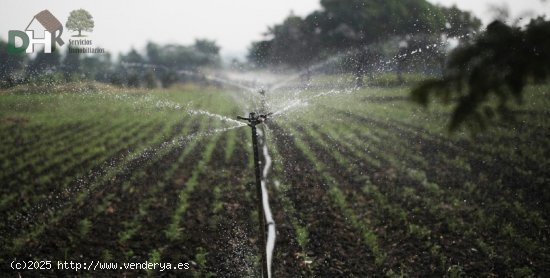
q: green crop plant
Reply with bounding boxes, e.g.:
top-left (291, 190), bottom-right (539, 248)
top-left (166, 134), bottom-right (221, 241)
top-left (147, 249), bottom-right (162, 275)
top-left (78, 218), bottom-right (92, 237)
top-left (285, 127), bottom-right (388, 267)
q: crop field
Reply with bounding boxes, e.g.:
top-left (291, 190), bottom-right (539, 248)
top-left (1, 83), bottom-right (549, 277)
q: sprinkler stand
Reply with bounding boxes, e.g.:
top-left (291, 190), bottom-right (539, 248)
top-left (237, 112), bottom-right (271, 278)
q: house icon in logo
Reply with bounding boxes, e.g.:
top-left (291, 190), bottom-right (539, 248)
top-left (8, 9), bottom-right (65, 54)
top-left (24, 10), bottom-right (65, 51)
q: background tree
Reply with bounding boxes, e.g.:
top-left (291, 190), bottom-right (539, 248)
top-left (26, 49), bottom-right (61, 78)
top-left (120, 48), bottom-right (145, 87)
top-left (194, 39), bottom-right (220, 56)
top-left (145, 40), bottom-right (220, 70)
top-left (193, 39), bottom-right (221, 67)
top-left (1, 35), bottom-right (221, 89)
top-left (439, 5), bottom-right (482, 39)
top-left (248, 0), bottom-right (450, 86)
top-left (314, 0), bottom-right (448, 84)
top-left (145, 42), bottom-right (175, 87)
top-left (316, 0), bottom-right (444, 50)
top-left (81, 53), bottom-right (112, 82)
top-left (247, 40), bottom-right (272, 68)
top-left (144, 70), bottom-right (157, 89)
top-left (145, 40), bottom-right (221, 87)
top-left (0, 39), bottom-right (26, 88)
top-left (66, 9), bottom-right (95, 37)
top-left (412, 18), bottom-right (550, 132)
top-left (395, 33), bottom-right (449, 79)
top-left (62, 50), bottom-right (82, 81)
top-left (263, 13), bottom-right (322, 69)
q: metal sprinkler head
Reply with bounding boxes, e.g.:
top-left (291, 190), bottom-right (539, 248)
top-left (237, 112), bottom-right (272, 127)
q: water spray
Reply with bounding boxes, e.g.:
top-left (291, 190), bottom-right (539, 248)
top-left (237, 112), bottom-right (272, 278)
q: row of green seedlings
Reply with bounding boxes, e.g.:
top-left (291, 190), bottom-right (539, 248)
top-left (194, 129), bottom-right (240, 277)
top-left (329, 118), bottom-right (480, 263)
top-left (279, 123), bottom-right (389, 269)
top-left (113, 114), bottom-right (243, 275)
top-left (370, 107), bottom-right (549, 270)
top-left (165, 134), bottom-right (220, 239)
top-left (298, 108), bottom-right (478, 260)
top-left (361, 105), bottom-right (546, 191)
top-left (332, 107), bottom-right (546, 247)
top-left (0, 119), bottom-right (130, 183)
top-left (473, 125), bottom-right (550, 206)
top-left (8, 114), bottom-right (185, 254)
top-left (117, 119), bottom-right (201, 246)
top-left (73, 117), bottom-right (204, 269)
top-left (0, 89), bottom-right (189, 160)
top-left (1, 119), bottom-right (149, 195)
top-left (0, 119), bottom-right (160, 216)
top-left (0, 91), bottom-right (183, 167)
top-left (0, 117), bottom-right (149, 190)
top-left (0, 119), bottom-right (159, 254)
top-left (333, 114), bottom-right (544, 274)
top-left (0, 118), bottom-right (157, 238)
top-left (286, 124), bottom-right (405, 272)
top-left (329, 103), bottom-right (491, 166)
top-left (148, 122), bottom-right (225, 277)
top-left (190, 128), bottom-right (257, 277)
top-left (324, 94), bottom-right (547, 271)
top-left (49, 114), bottom-right (193, 264)
top-left (203, 127), bottom-right (238, 229)
top-left (0, 121), bottom-right (95, 160)
top-left (7, 116), bottom-right (177, 254)
top-left (66, 107), bottom-right (230, 270)
top-left (298, 121), bottom-right (450, 275)
top-left (355, 111), bottom-right (542, 201)
top-left (362, 121), bottom-right (548, 273)
top-left (0, 91), bottom-right (199, 181)
top-left (137, 119), bottom-right (237, 242)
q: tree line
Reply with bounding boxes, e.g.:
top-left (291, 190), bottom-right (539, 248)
top-left (247, 0), bottom-right (482, 81)
top-left (0, 39), bottom-right (221, 89)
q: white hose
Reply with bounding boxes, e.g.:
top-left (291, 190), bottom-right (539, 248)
top-left (259, 128), bottom-right (276, 278)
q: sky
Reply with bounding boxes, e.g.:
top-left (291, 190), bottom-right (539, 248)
top-left (1, 0), bottom-right (549, 59)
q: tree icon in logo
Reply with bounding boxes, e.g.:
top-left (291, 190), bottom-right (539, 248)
top-left (66, 9), bottom-right (94, 37)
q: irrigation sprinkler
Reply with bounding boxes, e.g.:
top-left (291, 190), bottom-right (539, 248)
top-left (237, 112), bottom-right (271, 278)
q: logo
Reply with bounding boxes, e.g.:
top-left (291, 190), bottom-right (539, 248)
top-left (7, 9), bottom-right (103, 54)
top-left (8, 10), bottom-right (65, 54)
top-left (66, 9), bottom-right (94, 37)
